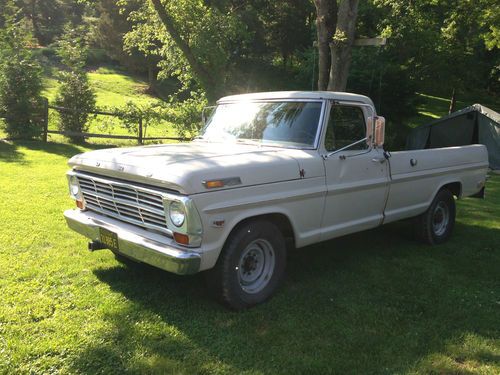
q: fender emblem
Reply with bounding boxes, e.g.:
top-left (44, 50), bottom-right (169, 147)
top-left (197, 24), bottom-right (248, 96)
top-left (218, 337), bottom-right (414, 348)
top-left (211, 218), bottom-right (225, 228)
top-left (299, 169), bottom-right (305, 178)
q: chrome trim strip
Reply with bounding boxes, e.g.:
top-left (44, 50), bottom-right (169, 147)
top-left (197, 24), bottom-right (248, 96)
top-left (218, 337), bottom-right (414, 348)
top-left (80, 188), bottom-right (166, 216)
top-left (64, 209), bottom-right (201, 275)
top-left (83, 202), bottom-right (172, 235)
top-left (69, 170), bottom-right (176, 236)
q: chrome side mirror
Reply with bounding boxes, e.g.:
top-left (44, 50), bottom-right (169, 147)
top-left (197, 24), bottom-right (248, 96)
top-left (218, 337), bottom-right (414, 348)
top-left (366, 117), bottom-right (374, 145)
top-left (374, 116), bottom-right (385, 148)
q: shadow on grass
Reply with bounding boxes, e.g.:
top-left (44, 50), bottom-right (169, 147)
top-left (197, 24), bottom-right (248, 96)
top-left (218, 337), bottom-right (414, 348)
top-left (17, 140), bottom-right (113, 159)
top-left (70, 219), bottom-right (500, 374)
top-left (0, 140), bottom-right (26, 163)
top-left (0, 139), bottom-right (115, 164)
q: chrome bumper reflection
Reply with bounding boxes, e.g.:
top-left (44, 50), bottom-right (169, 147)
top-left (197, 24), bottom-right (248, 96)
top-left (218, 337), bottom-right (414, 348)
top-left (64, 209), bottom-right (201, 275)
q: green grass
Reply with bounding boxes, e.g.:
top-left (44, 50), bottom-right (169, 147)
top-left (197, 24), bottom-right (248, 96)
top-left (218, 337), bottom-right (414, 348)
top-left (409, 92), bottom-right (500, 128)
top-left (42, 66), bottom-right (178, 144)
top-left (43, 67), bottom-right (160, 108)
top-left (0, 140), bottom-right (499, 374)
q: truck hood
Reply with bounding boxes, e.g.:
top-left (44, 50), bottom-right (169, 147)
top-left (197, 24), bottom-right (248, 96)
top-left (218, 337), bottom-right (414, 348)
top-left (68, 141), bottom-right (320, 194)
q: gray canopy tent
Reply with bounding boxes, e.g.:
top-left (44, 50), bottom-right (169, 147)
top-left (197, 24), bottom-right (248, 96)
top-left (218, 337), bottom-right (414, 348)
top-left (406, 104), bottom-right (500, 170)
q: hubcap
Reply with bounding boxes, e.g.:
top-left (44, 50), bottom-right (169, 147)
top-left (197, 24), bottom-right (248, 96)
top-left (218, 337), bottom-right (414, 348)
top-left (237, 239), bottom-right (275, 294)
top-left (432, 201), bottom-right (449, 236)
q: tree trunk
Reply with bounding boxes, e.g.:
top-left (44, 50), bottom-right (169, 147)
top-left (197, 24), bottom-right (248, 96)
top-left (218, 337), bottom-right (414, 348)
top-left (149, 0), bottom-right (218, 102)
top-left (313, 0), bottom-right (337, 91)
top-left (327, 0), bottom-right (359, 92)
top-left (448, 88), bottom-right (456, 114)
top-left (147, 61), bottom-right (158, 96)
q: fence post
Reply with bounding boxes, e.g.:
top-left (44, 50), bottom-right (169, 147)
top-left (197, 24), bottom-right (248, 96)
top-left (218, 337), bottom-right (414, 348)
top-left (138, 116), bottom-right (143, 144)
top-left (42, 97), bottom-right (49, 142)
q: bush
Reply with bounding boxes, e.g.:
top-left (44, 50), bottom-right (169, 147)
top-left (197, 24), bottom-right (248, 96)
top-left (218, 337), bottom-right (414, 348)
top-left (54, 26), bottom-right (96, 143)
top-left (55, 71), bottom-right (96, 143)
top-left (162, 91), bottom-right (207, 138)
top-left (0, 23), bottom-right (44, 139)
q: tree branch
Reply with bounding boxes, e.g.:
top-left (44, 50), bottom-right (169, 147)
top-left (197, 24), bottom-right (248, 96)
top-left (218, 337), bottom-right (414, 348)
top-left (149, 0), bottom-right (217, 100)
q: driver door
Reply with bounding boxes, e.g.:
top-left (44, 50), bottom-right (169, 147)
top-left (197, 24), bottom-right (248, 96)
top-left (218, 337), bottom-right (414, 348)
top-left (321, 102), bottom-right (390, 241)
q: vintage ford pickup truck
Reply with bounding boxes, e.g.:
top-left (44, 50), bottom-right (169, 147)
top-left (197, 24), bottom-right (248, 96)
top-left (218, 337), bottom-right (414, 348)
top-left (64, 91), bottom-right (489, 309)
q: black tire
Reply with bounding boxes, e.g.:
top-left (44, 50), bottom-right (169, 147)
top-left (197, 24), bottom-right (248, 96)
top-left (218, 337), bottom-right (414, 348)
top-left (415, 188), bottom-right (456, 245)
top-left (206, 220), bottom-right (287, 310)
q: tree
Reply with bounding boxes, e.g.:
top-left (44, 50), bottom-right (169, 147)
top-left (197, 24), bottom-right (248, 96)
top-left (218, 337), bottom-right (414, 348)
top-left (313, 0), bottom-right (360, 91)
top-left (54, 27), bottom-right (96, 143)
top-left (148, 0), bottom-right (221, 102)
top-left (0, 11), bottom-right (44, 139)
top-left (313, 0), bottom-right (336, 90)
top-left (329, 0), bottom-right (359, 91)
top-left (14, 0), bottom-right (87, 45)
top-left (93, 0), bottom-right (162, 94)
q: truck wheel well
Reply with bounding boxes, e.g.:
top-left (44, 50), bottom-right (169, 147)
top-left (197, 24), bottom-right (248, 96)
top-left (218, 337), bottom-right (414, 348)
top-left (231, 213), bottom-right (295, 248)
top-left (442, 182), bottom-right (462, 198)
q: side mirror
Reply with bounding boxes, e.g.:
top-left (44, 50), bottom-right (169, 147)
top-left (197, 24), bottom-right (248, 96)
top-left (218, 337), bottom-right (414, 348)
top-left (366, 117), bottom-right (373, 145)
top-left (374, 116), bottom-right (385, 148)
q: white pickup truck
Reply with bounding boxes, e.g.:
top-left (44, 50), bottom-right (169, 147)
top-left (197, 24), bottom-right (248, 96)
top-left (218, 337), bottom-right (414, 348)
top-left (64, 91), bottom-right (489, 309)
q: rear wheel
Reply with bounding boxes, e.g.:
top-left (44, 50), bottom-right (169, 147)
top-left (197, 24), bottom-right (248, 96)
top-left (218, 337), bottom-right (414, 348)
top-left (415, 188), bottom-right (456, 245)
top-left (207, 220), bottom-right (286, 310)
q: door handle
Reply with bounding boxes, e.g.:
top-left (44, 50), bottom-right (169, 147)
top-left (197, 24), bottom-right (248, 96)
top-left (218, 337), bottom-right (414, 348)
top-left (372, 157), bottom-right (386, 164)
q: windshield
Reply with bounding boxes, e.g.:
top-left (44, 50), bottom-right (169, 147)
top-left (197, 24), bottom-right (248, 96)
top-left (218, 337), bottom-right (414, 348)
top-left (200, 101), bottom-right (323, 148)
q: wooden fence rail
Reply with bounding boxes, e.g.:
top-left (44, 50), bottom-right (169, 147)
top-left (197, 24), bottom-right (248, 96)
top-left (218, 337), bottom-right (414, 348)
top-left (42, 99), bottom-right (189, 143)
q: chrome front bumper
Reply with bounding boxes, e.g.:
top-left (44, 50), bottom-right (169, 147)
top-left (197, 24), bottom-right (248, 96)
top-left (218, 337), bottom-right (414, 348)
top-left (64, 209), bottom-right (201, 275)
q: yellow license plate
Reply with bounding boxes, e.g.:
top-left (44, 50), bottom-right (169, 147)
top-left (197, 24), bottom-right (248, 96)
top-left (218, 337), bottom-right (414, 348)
top-left (99, 228), bottom-right (119, 251)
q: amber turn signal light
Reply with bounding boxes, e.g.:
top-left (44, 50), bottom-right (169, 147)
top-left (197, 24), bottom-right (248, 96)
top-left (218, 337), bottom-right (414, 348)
top-left (76, 200), bottom-right (84, 209)
top-left (173, 232), bottom-right (189, 245)
top-left (204, 180), bottom-right (225, 189)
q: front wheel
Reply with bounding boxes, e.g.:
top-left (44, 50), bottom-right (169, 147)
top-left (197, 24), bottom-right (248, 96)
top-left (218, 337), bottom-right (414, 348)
top-left (415, 188), bottom-right (456, 245)
top-left (207, 220), bottom-right (286, 310)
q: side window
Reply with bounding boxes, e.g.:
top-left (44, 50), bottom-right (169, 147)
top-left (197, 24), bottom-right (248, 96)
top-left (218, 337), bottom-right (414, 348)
top-left (325, 105), bottom-right (367, 151)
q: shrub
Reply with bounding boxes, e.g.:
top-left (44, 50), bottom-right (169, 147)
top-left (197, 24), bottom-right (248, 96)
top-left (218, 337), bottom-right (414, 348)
top-left (0, 22), bottom-right (44, 139)
top-left (162, 91), bottom-right (207, 138)
top-left (54, 27), bottom-right (96, 143)
top-left (54, 71), bottom-right (96, 143)
top-left (117, 101), bottom-right (162, 141)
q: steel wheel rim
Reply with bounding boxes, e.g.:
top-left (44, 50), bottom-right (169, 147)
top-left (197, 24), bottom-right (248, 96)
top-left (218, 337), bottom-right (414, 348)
top-left (432, 201), bottom-right (449, 236)
top-left (237, 239), bottom-right (275, 294)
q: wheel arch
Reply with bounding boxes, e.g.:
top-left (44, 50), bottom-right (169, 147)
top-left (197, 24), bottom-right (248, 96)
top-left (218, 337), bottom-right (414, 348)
top-left (225, 212), bottom-right (296, 249)
top-left (438, 181), bottom-right (462, 199)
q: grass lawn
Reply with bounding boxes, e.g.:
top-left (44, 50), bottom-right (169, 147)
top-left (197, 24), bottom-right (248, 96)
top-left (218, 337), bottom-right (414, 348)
top-left (409, 92), bottom-right (500, 128)
top-left (42, 66), bottom-right (178, 143)
top-left (0, 140), bottom-right (499, 374)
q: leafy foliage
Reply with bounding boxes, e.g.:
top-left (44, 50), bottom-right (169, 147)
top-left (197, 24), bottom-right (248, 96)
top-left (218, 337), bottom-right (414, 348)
top-left (116, 101), bottom-right (162, 139)
top-left (54, 71), bottom-right (96, 142)
top-left (161, 91), bottom-right (207, 137)
top-left (54, 27), bottom-right (96, 143)
top-left (0, 14), bottom-right (44, 139)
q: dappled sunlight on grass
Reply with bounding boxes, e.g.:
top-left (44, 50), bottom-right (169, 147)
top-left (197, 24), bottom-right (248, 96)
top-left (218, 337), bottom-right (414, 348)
top-left (409, 333), bottom-right (500, 374)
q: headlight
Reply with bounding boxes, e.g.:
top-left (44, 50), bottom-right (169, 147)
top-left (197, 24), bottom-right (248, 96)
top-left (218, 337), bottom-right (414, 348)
top-left (69, 175), bottom-right (81, 199)
top-left (169, 201), bottom-right (185, 227)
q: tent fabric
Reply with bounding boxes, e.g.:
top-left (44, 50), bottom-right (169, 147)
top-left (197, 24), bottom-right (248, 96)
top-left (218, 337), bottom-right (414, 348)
top-left (406, 104), bottom-right (500, 170)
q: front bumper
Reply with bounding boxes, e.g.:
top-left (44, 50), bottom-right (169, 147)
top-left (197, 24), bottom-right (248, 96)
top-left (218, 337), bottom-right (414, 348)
top-left (64, 209), bottom-right (201, 275)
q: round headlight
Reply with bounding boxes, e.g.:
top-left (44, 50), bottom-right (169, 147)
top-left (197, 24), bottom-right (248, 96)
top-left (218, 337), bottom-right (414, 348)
top-left (169, 201), bottom-right (185, 227)
top-left (69, 176), bottom-right (80, 197)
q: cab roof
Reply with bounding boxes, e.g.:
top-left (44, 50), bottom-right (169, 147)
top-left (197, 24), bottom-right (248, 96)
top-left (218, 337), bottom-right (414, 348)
top-left (218, 91), bottom-right (374, 107)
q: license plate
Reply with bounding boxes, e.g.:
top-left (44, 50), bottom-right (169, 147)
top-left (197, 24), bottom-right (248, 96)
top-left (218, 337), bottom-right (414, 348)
top-left (99, 228), bottom-right (119, 251)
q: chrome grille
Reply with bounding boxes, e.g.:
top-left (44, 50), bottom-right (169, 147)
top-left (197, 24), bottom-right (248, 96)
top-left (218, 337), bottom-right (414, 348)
top-left (76, 173), bottom-right (171, 235)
